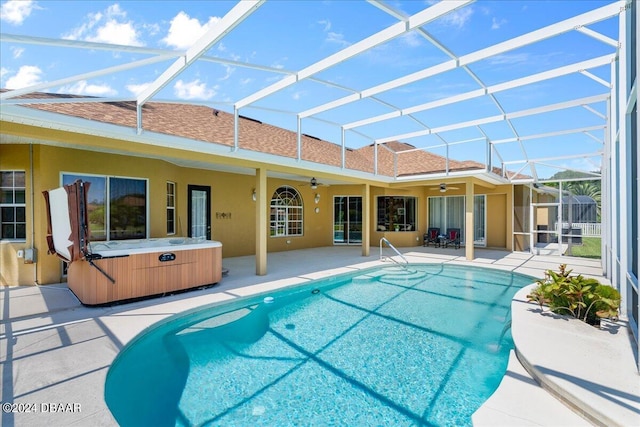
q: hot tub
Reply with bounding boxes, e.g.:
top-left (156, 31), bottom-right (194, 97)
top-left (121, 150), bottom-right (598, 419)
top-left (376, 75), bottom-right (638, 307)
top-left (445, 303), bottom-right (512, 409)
top-left (68, 237), bottom-right (222, 305)
top-left (43, 181), bottom-right (224, 305)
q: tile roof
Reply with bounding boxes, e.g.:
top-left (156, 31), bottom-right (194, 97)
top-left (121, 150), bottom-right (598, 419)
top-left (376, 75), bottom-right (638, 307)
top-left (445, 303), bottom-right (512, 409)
top-left (3, 91), bottom-right (508, 179)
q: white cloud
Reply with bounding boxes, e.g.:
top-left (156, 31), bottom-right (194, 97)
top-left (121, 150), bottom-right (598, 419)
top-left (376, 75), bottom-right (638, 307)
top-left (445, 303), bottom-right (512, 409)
top-left (439, 7), bottom-right (473, 29)
top-left (292, 90), bottom-right (306, 101)
top-left (317, 19), bottom-right (331, 32)
top-left (400, 32), bottom-right (422, 48)
top-left (5, 65), bottom-right (43, 89)
top-left (105, 3), bottom-right (125, 18)
top-left (63, 3), bottom-right (143, 46)
top-left (326, 31), bottom-right (349, 46)
top-left (63, 12), bottom-right (101, 40)
top-left (11, 46), bottom-right (25, 58)
top-left (0, 67), bottom-right (9, 80)
top-left (1, 0), bottom-right (36, 25)
top-left (88, 19), bottom-right (140, 45)
top-left (58, 80), bottom-right (117, 96)
top-left (143, 22), bottom-right (160, 37)
top-left (126, 82), bottom-right (151, 96)
top-left (218, 64), bottom-right (235, 81)
top-left (174, 79), bottom-right (216, 100)
top-left (239, 77), bottom-right (253, 86)
top-left (491, 17), bottom-right (507, 30)
top-left (162, 11), bottom-right (221, 50)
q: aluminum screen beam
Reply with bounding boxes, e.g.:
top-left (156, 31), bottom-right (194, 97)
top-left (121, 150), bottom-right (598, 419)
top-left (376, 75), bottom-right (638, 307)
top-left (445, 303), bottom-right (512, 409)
top-left (576, 26), bottom-right (619, 47)
top-left (376, 94), bottom-right (609, 143)
top-left (502, 151), bottom-right (603, 165)
top-left (492, 125), bottom-right (606, 144)
top-left (136, 1), bottom-right (264, 106)
top-left (301, 2), bottom-right (622, 119)
top-left (235, 0), bottom-right (473, 110)
top-left (1, 55), bottom-right (175, 101)
top-left (0, 32), bottom-right (176, 56)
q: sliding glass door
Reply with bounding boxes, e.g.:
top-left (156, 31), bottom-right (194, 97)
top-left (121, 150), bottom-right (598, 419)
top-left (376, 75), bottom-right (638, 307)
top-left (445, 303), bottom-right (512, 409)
top-left (474, 195), bottom-right (486, 245)
top-left (333, 196), bottom-right (362, 244)
top-left (427, 195), bottom-right (486, 245)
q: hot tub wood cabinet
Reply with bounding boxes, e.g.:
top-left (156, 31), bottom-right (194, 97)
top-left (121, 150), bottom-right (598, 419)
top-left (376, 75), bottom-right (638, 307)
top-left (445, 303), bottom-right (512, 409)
top-left (67, 238), bottom-right (222, 305)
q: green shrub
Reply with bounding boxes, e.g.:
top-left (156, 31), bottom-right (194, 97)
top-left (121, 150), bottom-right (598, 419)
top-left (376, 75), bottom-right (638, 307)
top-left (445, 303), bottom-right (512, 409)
top-left (526, 264), bottom-right (620, 326)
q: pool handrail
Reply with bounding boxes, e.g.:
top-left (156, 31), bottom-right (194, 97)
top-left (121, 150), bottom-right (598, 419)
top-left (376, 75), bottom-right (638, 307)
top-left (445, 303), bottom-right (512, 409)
top-left (379, 237), bottom-right (409, 267)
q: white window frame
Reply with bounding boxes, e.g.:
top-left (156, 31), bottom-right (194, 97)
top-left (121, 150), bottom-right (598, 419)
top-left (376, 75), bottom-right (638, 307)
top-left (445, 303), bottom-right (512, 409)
top-left (376, 196), bottom-right (417, 232)
top-left (167, 181), bottom-right (176, 235)
top-left (61, 172), bottom-right (149, 241)
top-left (270, 186), bottom-right (303, 237)
top-left (0, 170), bottom-right (26, 241)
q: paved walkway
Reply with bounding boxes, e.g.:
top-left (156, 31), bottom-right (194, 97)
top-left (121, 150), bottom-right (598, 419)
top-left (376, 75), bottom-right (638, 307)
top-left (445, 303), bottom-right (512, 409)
top-left (1, 245), bottom-right (638, 426)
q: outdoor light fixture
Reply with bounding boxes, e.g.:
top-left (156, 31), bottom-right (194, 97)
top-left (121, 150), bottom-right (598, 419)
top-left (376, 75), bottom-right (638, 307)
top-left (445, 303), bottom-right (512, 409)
top-left (440, 183), bottom-right (446, 193)
top-left (310, 177), bottom-right (318, 190)
top-left (252, 189), bottom-right (256, 201)
top-left (314, 193), bottom-right (320, 204)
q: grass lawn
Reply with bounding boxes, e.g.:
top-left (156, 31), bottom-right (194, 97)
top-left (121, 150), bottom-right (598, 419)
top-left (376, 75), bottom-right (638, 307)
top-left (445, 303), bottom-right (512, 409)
top-left (566, 237), bottom-right (601, 259)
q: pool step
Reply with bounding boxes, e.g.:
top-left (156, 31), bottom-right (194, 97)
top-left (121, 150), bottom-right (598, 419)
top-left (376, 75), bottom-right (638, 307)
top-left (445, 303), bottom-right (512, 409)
top-left (381, 268), bottom-right (429, 280)
top-left (352, 270), bottom-right (389, 284)
top-left (353, 268), bottom-right (430, 284)
top-left (378, 269), bottom-right (430, 285)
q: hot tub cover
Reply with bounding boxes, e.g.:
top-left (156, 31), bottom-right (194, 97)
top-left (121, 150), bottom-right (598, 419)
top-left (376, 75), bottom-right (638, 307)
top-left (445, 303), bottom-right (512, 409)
top-left (42, 180), bottom-right (90, 263)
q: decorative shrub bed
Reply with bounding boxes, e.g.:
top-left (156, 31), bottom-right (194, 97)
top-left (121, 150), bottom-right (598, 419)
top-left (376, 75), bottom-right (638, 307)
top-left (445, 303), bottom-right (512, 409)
top-left (526, 264), bottom-right (620, 326)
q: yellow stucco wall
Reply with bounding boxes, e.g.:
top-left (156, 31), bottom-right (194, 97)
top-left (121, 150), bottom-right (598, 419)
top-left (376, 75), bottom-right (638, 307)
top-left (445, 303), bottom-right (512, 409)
top-left (1, 140), bottom-right (516, 286)
top-left (0, 144), bottom-right (36, 286)
top-left (486, 193), bottom-right (507, 248)
top-left (1, 144), bottom-right (353, 284)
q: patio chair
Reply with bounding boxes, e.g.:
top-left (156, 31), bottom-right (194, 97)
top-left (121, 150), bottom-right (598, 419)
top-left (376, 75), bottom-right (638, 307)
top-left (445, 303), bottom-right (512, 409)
top-left (443, 228), bottom-right (461, 249)
top-left (423, 227), bottom-right (440, 247)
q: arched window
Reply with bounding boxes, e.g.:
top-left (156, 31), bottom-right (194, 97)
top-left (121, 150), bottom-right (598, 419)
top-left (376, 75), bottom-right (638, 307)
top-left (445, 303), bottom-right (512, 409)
top-left (270, 186), bottom-right (303, 237)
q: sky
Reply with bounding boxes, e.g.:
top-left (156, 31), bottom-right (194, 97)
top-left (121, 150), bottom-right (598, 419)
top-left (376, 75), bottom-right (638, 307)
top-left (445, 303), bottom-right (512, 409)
top-left (0, 0), bottom-right (623, 180)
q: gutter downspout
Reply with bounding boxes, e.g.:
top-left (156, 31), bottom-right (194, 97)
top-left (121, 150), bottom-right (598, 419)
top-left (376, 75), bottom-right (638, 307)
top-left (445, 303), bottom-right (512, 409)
top-left (30, 143), bottom-right (38, 285)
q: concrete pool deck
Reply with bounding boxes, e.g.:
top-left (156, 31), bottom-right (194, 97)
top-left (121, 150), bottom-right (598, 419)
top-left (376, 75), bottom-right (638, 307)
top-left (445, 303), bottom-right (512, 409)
top-left (1, 245), bottom-right (638, 426)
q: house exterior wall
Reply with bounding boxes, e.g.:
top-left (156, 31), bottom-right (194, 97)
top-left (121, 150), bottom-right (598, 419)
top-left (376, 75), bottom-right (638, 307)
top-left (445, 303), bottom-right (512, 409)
top-left (1, 143), bottom-right (350, 285)
top-left (421, 182), bottom-right (512, 250)
top-left (2, 142), bottom-right (515, 286)
top-left (486, 194), bottom-right (507, 248)
top-left (0, 144), bottom-right (34, 286)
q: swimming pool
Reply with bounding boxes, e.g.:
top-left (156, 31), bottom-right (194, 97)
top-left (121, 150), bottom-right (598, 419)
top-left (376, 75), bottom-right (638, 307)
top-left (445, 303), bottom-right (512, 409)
top-left (105, 264), bottom-right (534, 426)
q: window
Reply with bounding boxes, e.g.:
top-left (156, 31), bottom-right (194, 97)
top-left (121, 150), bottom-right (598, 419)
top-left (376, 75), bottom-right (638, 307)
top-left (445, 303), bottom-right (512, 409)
top-left (376, 196), bottom-right (416, 231)
top-left (1, 171), bottom-right (26, 240)
top-left (270, 186), bottom-right (303, 237)
top-left (167, 181), bottom-right (176, 235)
top-left (62, 174), bottom-right (147, 240)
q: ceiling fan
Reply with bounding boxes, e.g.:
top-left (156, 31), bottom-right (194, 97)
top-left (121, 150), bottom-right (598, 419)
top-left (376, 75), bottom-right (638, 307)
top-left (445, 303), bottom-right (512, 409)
top-left (430, 183), bottom-right (460, 193)
top-left (302, 177), bottom-right (328, 189)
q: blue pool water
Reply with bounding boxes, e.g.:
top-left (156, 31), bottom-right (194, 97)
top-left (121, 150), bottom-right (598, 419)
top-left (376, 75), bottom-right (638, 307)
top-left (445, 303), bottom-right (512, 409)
top-left (105, 264), bottom-right (534, 426)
